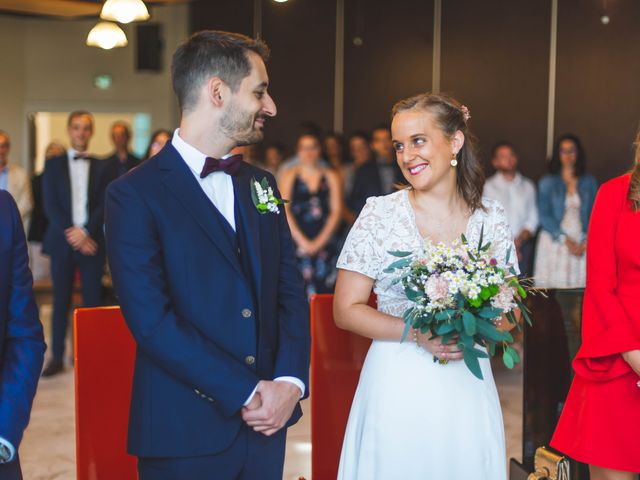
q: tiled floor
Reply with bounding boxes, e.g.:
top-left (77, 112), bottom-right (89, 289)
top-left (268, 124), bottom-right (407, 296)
top-left (20, 309), bottom-right (522, 479)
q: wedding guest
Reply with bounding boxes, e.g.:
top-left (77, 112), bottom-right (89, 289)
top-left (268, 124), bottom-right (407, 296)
top-left (334, 93), bottom-right (515, 479)
top-left (28, 142), bottom-right (66, 281)
top-left (0, 190), bottom-right (45, 479)
top-left (551, 129), bottom-right (640, 480)
top-left (144, 129), bottom-right (171, 159)
top-left (279, 120), bottom-right (326, 174)
top-left (483, 142), bottom-right (538, 276)
top-left (263, 142), bottom-right (285, 176)
top-left (41, 111), bottom-right (110, 377)
top-left (0, 131), bottom-right (33, 225)
top-left (371, 124), bottom-right (403, 193)
top-left (345, 132), bottom-right (381, 223)
top-left (104, 121), bottom-right (140, 178)
top-left (280, 133), bottom-right (342, 297)
top-left (533, 134), bottom-right (598, 360)
top-left (323, 131), bottom-right (346, 172)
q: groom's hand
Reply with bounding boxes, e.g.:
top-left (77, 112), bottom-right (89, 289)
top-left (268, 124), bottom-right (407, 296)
top-left (241, 380), bottom-right (301, 436)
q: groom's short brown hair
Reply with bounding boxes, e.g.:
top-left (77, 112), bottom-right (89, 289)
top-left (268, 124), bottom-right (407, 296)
top-left (171, 30), bottom-right (270, 112)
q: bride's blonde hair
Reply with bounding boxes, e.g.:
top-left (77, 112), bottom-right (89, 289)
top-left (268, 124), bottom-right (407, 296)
top-left (628, 128), bottom-right (640, 211)
top-left (392, 93), bottom-right (485, 212)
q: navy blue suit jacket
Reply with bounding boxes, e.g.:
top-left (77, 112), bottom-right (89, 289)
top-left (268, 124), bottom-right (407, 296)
top-left (42, 154), bottom-right (111, 256)
top-left (104, 144), bottom-right (310, 458)
top-left (0, 191), bottom-right (45, 457)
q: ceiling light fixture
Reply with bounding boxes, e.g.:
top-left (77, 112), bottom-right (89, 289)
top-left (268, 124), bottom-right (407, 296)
top-left (86, 21), bottom-right (128, 50)
top-left (100, 0), bottom-right (150, 24)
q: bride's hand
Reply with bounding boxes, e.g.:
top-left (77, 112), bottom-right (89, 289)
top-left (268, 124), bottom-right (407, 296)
top-left (415, 330), bottom-right (464, 362)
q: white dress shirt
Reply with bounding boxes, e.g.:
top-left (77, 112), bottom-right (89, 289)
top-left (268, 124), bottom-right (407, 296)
top-left (171, 130), bottom-right (305, 403)
top-left (0, 435), bottom-right (15, 463)
top-left (67, 149), bottom-right (90, 228)
top-left (483, 171), bottom-right (538, 238)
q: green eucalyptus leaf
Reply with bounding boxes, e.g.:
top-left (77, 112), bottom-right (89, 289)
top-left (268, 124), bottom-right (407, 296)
top-left (503, 350), bottom-right (515, 369)
top-left (476, 318), bottom-right (509, 342)
top-left (463, 349), bottom-right (484, 380)
top-left (388, 250), bottom-right (413, 258)
top-left (479, 306), bottom-right (502, 319)
top-left (506, 345), bottom-right (521, 364)
top-left (383, 258), bottom-right (413, 273)
top-left (462, 311), bottom-right (477, 336)
top-left (434, 310), bottom-right (455, 321)
top-left (435, 323), bottom-right (456, 336)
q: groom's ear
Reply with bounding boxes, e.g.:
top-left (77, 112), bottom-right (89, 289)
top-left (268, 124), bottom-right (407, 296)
top-left (207, 76), bottom-right (227, 109)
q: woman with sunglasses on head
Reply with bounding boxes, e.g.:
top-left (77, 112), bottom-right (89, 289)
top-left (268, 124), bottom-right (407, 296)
top-left (534, 134), bottom-right (598, 290)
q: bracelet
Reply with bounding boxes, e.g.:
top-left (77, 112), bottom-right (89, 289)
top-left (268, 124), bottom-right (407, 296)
top-left (412, 328), bottom-right (421, 349)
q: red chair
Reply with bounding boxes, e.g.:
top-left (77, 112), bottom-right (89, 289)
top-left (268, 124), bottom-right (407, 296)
top-left (310, 294), bottom-right (373, 480)
top-left (74, 306), bottom-right (138, 480)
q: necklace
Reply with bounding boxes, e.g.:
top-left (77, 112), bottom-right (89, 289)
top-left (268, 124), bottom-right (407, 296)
top-left (409, 189), bottom-right (472, 243)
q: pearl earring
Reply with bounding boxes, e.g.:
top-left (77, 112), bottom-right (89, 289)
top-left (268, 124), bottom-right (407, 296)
top-left (450, 153), bottom-right (458, 167)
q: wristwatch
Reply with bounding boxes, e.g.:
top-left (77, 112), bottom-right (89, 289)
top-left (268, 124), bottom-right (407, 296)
top-left (0, 442), bottom-right (11, 463)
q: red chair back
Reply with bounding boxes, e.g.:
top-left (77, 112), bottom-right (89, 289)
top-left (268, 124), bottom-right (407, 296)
top-left (310, 294), bottom-right (373, 480)
top-left (74, 307), bottom-right (138, 480)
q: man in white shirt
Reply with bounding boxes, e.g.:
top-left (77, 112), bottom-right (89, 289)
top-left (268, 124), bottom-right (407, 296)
top-left (41, 111), bottom-right (111, 377)
top-left (483, 142), bottom-right (538, 276)
top-left (0, 131), bottom-right (33, 226)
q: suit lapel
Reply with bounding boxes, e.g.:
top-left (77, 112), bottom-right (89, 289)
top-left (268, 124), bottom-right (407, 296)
top-left (233, 165), bottom-right (263, 303)
top-left (158, 146), bottom-right (245, 279)
top-left (88, 158), bottom-right (98, 212)
top-left (61, 156), bottom-right (72, 219)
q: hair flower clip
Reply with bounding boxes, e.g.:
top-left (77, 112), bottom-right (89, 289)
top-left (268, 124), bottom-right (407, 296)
top-left (460, 105), bottom-right (471, 122)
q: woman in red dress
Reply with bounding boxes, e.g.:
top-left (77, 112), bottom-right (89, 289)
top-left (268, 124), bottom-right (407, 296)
top-left (552, 131), bottom-right (640, 479)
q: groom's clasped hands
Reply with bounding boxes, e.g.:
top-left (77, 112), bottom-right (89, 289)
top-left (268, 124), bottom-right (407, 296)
top-left (241, 380), bottom-right (302, 436)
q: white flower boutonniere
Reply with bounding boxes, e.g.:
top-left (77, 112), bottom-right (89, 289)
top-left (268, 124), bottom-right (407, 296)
top-left (250, 177), bottom-right (288, 214)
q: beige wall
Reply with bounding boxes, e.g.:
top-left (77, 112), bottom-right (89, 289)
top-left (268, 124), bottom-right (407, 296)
top-left (0, 4), bottom-right (188, 172)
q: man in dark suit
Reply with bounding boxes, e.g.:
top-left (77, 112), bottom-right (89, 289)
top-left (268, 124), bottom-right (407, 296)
top-left (0, 190), bottom-right (46, 479)
top-left (105, 31), bottom-right (310, 479)
top-left (41, 111), bottom-right (110, 377)
top-left (104, 121), bottom-right (140, 179)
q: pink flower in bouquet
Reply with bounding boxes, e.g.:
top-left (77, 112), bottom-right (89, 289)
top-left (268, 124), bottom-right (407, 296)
top-left (491, 284), bottom-right (516, 312)
top-left (490, 258), bottom-right (497, 266)
top-left (425, 275), bottom-right (449, 302)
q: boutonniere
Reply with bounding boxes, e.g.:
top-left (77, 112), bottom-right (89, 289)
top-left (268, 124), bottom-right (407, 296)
top-left (250, 177), bottom-right (288, 214)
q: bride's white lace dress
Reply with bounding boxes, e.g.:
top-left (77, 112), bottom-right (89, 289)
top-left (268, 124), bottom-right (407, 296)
top-left (336, 189), bottom-right (517, 480)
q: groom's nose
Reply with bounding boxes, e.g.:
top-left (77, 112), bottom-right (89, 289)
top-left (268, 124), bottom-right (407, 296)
top-left (262, 92), bottom-right (277, 118)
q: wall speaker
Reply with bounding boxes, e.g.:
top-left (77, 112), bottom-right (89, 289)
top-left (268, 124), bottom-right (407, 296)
top-left (136, 23), bottom-right (163, 72)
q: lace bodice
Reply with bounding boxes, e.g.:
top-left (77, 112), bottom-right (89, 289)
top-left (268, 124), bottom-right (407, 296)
top-left (337, 189), bottom-right (519, 317)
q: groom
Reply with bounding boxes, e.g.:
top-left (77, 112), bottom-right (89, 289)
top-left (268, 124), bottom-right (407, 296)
top-left (105, 30), bottom-right (310, 479)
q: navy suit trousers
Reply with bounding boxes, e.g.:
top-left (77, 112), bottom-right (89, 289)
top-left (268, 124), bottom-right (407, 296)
top-left (137, 426), bottom-right (286, 480)
top-left (50, 246), bottom-right (104, 360)
top-left (0, 455), bottom-right (23, 480)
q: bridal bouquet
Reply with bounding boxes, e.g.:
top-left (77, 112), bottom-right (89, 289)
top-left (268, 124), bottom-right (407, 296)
top-left (384, 226), bottom-right (532, 380)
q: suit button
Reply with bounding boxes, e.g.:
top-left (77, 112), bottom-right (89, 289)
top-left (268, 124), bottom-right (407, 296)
top-left (241, 309), bottom-right (252, 318)
top-left (245, 355), bottom-right (255, 366)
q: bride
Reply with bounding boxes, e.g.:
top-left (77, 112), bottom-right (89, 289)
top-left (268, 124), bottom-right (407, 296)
top-left (334, 93), bottom-right (517, 479)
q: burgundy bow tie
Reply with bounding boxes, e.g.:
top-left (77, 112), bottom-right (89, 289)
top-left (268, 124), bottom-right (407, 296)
top-left (200, 154), bottom-right (242, 178)
top-left (73, 153), bottom-right (90, 160)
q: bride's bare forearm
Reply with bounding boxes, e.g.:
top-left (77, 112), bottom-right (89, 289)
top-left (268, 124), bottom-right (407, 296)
top-left (334, 304), bottom-right (405, 341)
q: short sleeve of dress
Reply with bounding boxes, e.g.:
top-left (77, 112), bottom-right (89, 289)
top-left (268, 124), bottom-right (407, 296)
top-left (337, 196), bottom-right (387, 280)
top-left (486, 199), bottom-right (521, 276)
